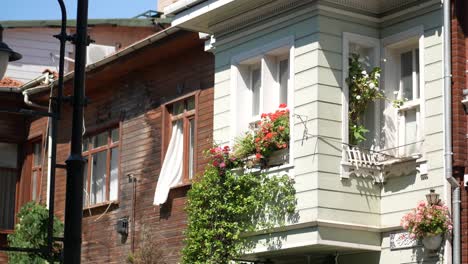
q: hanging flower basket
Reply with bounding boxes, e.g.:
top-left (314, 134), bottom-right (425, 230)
top-left (400, 200), bottom-right (452, 251)
top-left (421, 234), bottom-right (443, 250)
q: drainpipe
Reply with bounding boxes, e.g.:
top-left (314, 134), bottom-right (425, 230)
top-left (443, 0), bottom-right (461, 264)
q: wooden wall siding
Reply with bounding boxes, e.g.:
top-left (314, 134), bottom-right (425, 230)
top-left (0, 233), bottom-right (7, 263)
top-left (0, 93), bottom-right (27, 143)
top-left (39, 34), bottom-right (214, 263)
top-left (0, 92), bottom-right (29, 261)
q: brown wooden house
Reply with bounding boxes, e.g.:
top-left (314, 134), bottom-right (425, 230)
top-left (0, 28), bottom-right (213, 263)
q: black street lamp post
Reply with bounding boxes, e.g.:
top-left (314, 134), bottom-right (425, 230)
top-left (0, 0), bottom-right (89, 263)
top-left (63, 0), bottom-right (89, 262)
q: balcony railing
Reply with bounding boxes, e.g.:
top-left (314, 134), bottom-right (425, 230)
top-left (342, 145), bottom-right (421, 182)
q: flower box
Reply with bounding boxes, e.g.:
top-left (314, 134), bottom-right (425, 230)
top-left (266, 149), bottom-right (289, 167)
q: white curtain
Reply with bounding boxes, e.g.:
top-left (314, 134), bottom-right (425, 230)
top-left (109, 148), bottom-right (119, 201)
top-left (154, 120), bottom-right (184, 205)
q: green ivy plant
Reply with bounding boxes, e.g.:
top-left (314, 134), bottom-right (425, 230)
top-left (181, 145), bottom-right (296, 263)
top-left (8, 202), bottom-right (64, 263)
top-left (347, 54), bottom-right (408, 145)
top-left (347, 53), bottom-right (383, 145)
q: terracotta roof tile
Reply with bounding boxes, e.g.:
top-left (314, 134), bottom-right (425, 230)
top-left (0, 77), bottom-right (23, 87)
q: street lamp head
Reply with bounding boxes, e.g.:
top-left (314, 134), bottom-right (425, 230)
top-left (426, 189), bottom-right (441, 206)
top-left (0, 25), bottom-right (22, 80)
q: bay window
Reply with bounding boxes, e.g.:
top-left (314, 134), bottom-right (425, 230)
top-left (82, 127), bottom-right (120, 207)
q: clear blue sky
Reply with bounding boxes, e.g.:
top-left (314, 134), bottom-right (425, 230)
top-left (1, 0), bottom-right (158, 20)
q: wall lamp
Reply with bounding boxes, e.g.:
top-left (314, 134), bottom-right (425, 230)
top-left (0, 25), bottom-right (22, 80)
top-left (426, 189), bottom-right (441, 206)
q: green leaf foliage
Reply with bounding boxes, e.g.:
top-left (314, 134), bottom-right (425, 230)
top-left (181, 164), bottom-right (296, 264)
top-left (7, 202), bottom-right (64, 263)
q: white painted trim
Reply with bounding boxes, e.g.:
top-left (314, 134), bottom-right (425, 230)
top-left (319, 240), bottom-right (382, 252)
top-left (229, 64), bottom-right (239, 146)
top-left (168, 0), bottom-right (235, 28)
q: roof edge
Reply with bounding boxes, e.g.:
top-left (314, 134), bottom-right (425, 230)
top-left (0, 18), bottom-right (172, 29)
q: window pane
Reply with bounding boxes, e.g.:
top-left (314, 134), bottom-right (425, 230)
top-left (33, 142), bottom-right (41, 166)
top-left (401, 51), bottom-right (413, 100)
top-left (111, 128), bottom-right (119, 143)
top-left (83, 137), bottom-right (89, 152)
top-left (110, 148), bottom-right (119, 201)
top-left (405, 109), bottom-right (418, 155)
top-left (83, 158), bottom-right (89, 207)
top-left (90, 151), bottom-right (107, 205)
top-left (186, 97), bottom-right (195, 111)
top-left (414, 48), bottom-right (420, 99)
top-left (279, 59), bottom-right (289, 105)
top-left (93, 132), bottom-right (108, 149)
top-left (189, 119), bottom-right (195, 180)
top-left (0, 169), bottom-right (17, 229)
top-left (251, 67), bottom-right (261, 116)
top-left (0, 143), bottom-right (17, 168)
top-left (32, 170), bottom-right (38, 201)
top-left (172, 101), bottom-right (184, 115)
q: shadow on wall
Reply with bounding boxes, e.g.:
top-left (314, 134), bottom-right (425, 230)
top-left (383, 173), bottom-right (418, 194)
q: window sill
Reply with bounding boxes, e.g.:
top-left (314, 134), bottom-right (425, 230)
top-left (83, 200), bottom-right (119, 212)
top-left (0, 229), bottom-right (14, 235)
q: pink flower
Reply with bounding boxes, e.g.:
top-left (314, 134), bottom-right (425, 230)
top-left (417, 200), bottom-right (426, 208)
top-left (219, 162), bottom-right (226, 168)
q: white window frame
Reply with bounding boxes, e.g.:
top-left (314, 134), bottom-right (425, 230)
top-left (382, 26), bottom-right (425, 158)
top-left (342, 32), bottom-right (381, 149)
top-left (230, 36), bottom-right (295, 167)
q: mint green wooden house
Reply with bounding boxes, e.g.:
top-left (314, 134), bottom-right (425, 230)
top-left (164, 0), bottom-right (449, 263)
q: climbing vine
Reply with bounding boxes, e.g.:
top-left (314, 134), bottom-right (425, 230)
top-left (347, 53), bottom-right (406, 145)
top-left (181, 106), bottom-right (296, 264)
top-left (347, 53), bottom-right (383, 145)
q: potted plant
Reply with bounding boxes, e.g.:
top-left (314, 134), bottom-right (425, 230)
top-left (400, 200), bottom-right (452, 250)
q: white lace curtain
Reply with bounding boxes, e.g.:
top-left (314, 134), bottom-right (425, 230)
top-left (153, 120), bottom-right (184, 205)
